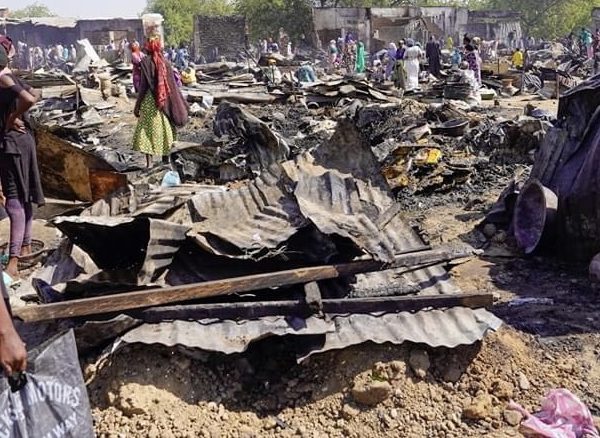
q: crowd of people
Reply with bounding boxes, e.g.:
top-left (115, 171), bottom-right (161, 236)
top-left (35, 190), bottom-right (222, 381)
top-left (328, 33), bottom-right (482, 91)
top-left (11, 41), bottom-right (77, 70)
top-left (566, 28), bottom-right (600, 59)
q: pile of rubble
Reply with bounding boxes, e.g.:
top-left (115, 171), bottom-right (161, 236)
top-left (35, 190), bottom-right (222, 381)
top-left (18, 94), bottom-right (515, 360)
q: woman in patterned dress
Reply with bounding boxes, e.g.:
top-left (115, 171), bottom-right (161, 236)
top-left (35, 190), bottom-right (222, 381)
top-left (464, 44), bottom-right (481, 88)
top-left (133, 36), bottom-right (187, 168)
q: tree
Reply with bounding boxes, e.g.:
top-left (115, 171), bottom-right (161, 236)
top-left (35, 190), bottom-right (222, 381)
top-left (11, 2), bottom-right (55, 18)
top-left (145, 0), bottom-right (234, 47)
top-left (236, 0), bottom-right (314, 41)
top-left (484, 0), bottom-right (600, 38)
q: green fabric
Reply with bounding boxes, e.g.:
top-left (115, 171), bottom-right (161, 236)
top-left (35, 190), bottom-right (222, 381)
top-left (355, 42), bottom-right (365, 73)
top-left (133, 93), bottom-right (174, 157)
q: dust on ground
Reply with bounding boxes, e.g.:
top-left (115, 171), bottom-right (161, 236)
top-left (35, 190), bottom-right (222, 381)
top-left (84, 96), bottom-right (600, 437)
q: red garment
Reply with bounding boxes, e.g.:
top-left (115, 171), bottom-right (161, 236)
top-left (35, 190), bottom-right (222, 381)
top-left (144, 38), bottom-right (169, 109)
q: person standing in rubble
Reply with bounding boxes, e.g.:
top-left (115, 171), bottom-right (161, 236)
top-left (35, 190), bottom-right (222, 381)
top-left (394, 40), bottom-right (407, 90)
top-left (355, 41), bottom-right (366, 74)
top-left (404, 39), bottom-right (422, 91)
top-left (582, 28), bottom-right (593, 59)
top-left (451, 47), bottom-right (462, 68)
top-left (385, 42), bottom-right (397, 80)
top-left (507, 31), bottom-right (515, 50)
top-left (55, 42), bottom-right (64, 60)
top-left (69, 45), bottom-right (77, 63)
top-left (464, 43), bottom-right (481, 87)
top-left (328, 40), bottom-right (338, 72)
top-left (426, 35), bottom-right (442, 79)
top-left (0, 42), bottom-right (45, 280)
top-left (130, 41), bottom-right (145, 93)
top-left (512, 48), bottom-right (524, 69)
top-left (133, 36), bottom-right (188, 168)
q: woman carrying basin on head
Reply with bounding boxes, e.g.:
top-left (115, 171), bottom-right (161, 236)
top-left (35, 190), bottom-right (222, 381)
top-left (133, 35), bottom-right (188, 168)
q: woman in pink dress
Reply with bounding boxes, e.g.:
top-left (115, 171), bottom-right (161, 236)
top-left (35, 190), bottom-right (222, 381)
top-left (130, 42), bottom-right (145, 93)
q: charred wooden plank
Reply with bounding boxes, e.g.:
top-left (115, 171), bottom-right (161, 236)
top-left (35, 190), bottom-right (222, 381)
top-left (14, 245), bottom-right (477, 322)
top-left (134, 293), bottom-right (493, 322)
top-left (303, 281), bottom-right (323, 315)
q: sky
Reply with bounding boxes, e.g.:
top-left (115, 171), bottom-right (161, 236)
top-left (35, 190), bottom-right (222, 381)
top-left (4, 0), bottom-right (147, 18)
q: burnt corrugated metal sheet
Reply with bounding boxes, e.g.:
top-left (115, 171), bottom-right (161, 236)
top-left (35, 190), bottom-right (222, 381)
top-left (285, 157), bottom-right (459, 296)
top-left (120, 317), bottom-right (334, 354)
top-left (82, 184), bottom-right (224, 219)
top-left (117, 307), bottom-right (501, 359)
top-left (187, 165), bottom-right (307, 259)
top-left (298, 308), bottom-right (502, 360)
top-left (53, 216), bottom-right (190, 284)
top-left (181, 157), bottom-right (458, 296)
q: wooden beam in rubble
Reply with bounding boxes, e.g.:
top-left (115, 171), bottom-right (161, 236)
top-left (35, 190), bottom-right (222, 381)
top-left (14, 246), bottom-right (478, 322)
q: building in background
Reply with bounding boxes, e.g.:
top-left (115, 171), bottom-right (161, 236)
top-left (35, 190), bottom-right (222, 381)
top-left (193, 15), bottom-right (247, 62)
top-left (2, 14), bottom-right (163, 53)
top-left (312, 7), bottom-right (522, 52)
top-left (592, 8), bottom-right (600, 31)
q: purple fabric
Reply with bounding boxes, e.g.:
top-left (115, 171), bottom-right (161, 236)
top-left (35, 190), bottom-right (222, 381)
top-left (465, 50), bottom-right (482, 85)
top-left (5, 197), bottom-right (32, 257)
top-left (131, 51), bottom-right (145, 93)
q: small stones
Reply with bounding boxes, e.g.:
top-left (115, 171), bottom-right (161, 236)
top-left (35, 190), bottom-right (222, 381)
top-left (263, 418), bottom-right (277, 430)
top-left (352, 381), bottom-right (392, 406)
top-left (462, 393), bottom-right (493, 420)
top-left (503, 409), bottom-right (523, 427)
top-left (408, 350), bottom-right (430, 379)
top-left (341, 404), bottom-right (360, 420)
top-left (518, 373), bottom-right (531, 391)
top-left (491, 380), bottom-right (515, 399)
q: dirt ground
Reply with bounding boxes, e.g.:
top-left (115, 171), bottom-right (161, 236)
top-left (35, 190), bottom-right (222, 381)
top-left (36, 94), bottom-right (600, 437)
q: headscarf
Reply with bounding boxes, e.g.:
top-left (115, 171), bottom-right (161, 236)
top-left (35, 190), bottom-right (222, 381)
top-left (131, 41), bottom-right (144, 66)
top-left (355, 42), bottom-right (365, 73)
top-left (130, 41), bottom-right (141, 53)
top-left (145, 36), bottom-right (170, 109)
top-left (406, 39), bottom-right (415, 47)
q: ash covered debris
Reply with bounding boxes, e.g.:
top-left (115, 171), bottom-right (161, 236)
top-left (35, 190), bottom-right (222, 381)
top-left (489, 76), bottom-right (600, 269)
top-left (12, 93), bottom-right (517, 359)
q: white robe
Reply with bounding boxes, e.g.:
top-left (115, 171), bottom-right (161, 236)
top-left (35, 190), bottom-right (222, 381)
top-left (404, 46), bottom-right (421, 90)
